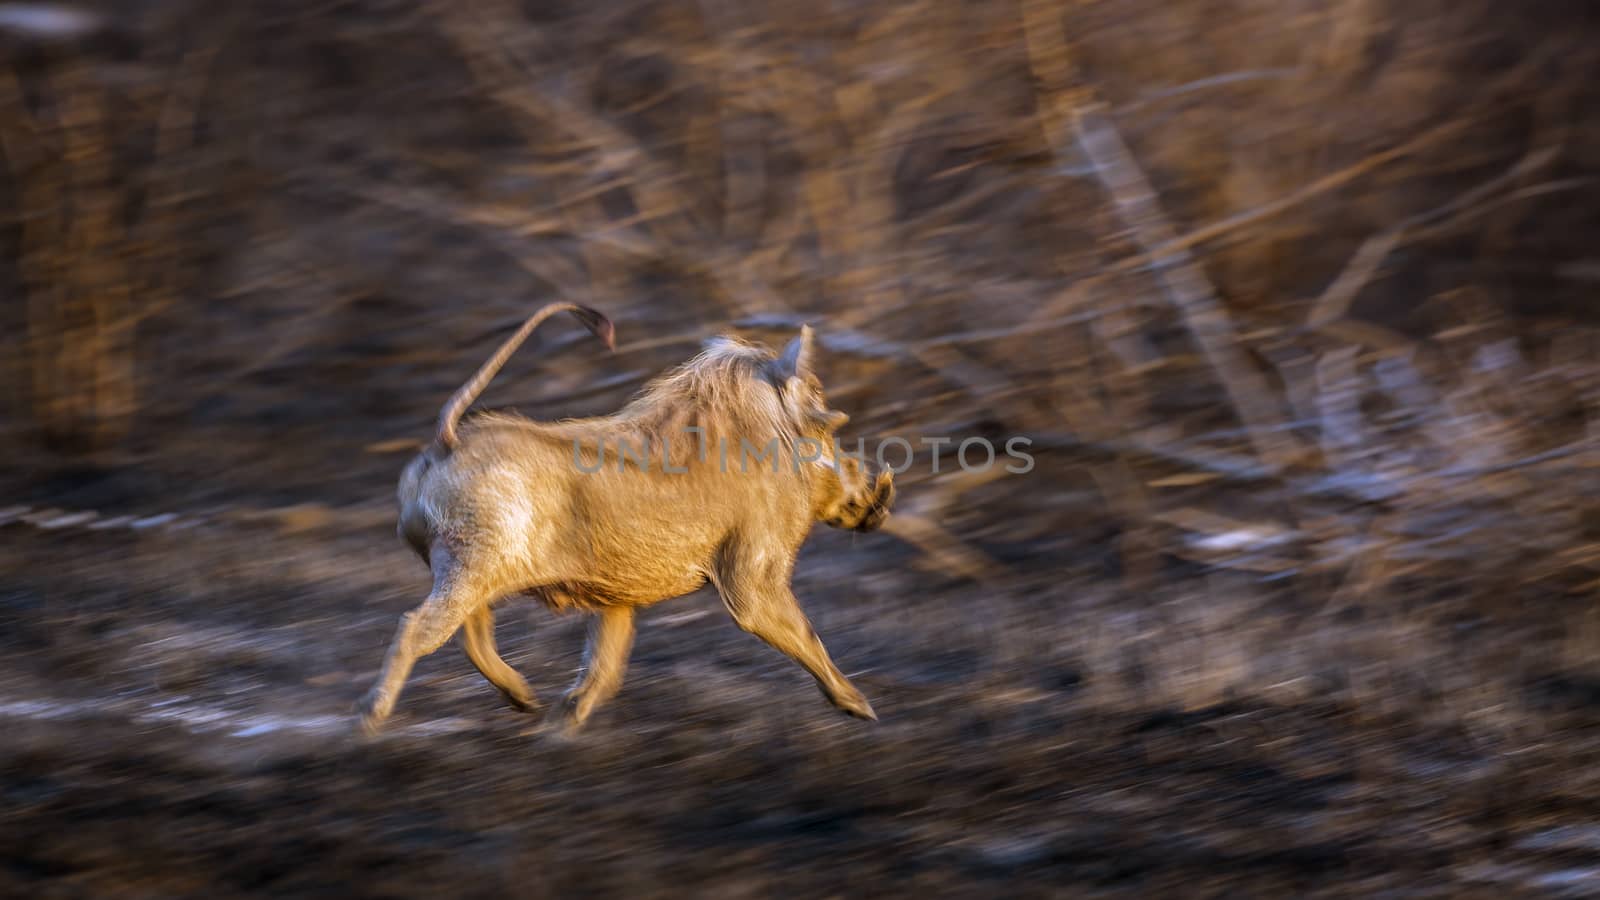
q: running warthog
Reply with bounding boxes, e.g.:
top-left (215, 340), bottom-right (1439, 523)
top-left (357, 303), bottom-right (894, 735)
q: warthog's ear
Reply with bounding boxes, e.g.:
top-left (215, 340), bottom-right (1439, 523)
top-left (772, 326), bottom-right (847, 430)
top-left (770, 324), bottom-right (815, 382)
top-left (813, 407), bottom-right (849, 430)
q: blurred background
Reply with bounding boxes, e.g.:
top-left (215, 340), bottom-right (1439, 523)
top-left (1, 0), bottom-right (1598, 895)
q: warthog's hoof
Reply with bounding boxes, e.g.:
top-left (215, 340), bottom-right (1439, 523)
top-left (836, 693), bottom-right (878, 722)
top-left (354, 689), bottom-right (390, 736)
top-left (542, 694), bottom-right (589, 738)
top-left (502, 689), bottom-right (541, 714)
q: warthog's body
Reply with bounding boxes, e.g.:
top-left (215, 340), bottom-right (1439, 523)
top-left (358, 303), bottom-right (894, 735)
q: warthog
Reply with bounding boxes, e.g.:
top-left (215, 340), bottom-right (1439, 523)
top-left (357, 303), bottom-right (895, 735)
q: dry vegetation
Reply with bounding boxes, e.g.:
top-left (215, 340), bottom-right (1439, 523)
top-left (1, 0), bottom-right (1598, 896)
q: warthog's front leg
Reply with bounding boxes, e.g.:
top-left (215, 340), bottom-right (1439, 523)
top-left (461, 606), bottom-right (538, 712)
top-left (357, 549), bottom-right (486, 734)
top-left (550, 606), bottom-right (636, 734)
top-left (714, 551), bottom-right (877, 721)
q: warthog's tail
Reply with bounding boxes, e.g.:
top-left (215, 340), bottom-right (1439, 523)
top-left (435, 302), bottom-right (615, 450)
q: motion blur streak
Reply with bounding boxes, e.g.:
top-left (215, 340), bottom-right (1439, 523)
top-left (1, 0), bottom-right (1597, 896)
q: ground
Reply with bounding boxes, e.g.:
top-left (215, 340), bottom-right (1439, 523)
top-left (2, 483), bottom-right (1598, 898)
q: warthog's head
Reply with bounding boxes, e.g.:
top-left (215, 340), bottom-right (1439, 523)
top-left (765, 325), bottom-right (895, 533)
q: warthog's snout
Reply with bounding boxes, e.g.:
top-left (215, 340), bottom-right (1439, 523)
top-left (854, 468), bottom-right (895, 532)
top-left (822, 462), bottom-right (895, 533)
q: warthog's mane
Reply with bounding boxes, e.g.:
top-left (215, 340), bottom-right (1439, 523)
top-left (470, 335), bottom-right (803, 468)
top-left (616, 335), bottom-right (798, 450)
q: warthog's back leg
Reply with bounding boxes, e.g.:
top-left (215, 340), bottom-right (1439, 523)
top-left (551, 606), bottom-right (635, 734)
top-left (714, 550), bottom-right (877, 721)
top-left (357, 547), bottom-right (489, 734)
top-left (461, 606), bottom-right (538, 712)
